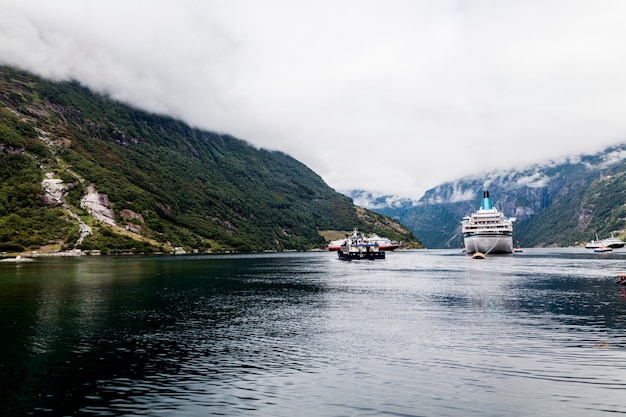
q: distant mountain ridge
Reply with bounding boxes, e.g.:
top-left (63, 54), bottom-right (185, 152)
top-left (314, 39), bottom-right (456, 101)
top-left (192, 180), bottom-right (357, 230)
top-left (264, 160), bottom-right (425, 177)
top-left (345, 145), bottom-right (626, 248)
top-left (343, 189), bottom-right (417, 211)
top-left (0, 66), bottom-right (419, 254)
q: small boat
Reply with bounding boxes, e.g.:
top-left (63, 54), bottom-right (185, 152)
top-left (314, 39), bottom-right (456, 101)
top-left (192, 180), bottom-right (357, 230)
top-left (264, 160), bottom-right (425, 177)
top-left (337, 230), bottom-right (385, 260)
top-left (472, 252), bottom-right (486, 259)
top-left (594, 246), bottom-right (612, 253)
top-left (461, 190), bottom-right (515, 255)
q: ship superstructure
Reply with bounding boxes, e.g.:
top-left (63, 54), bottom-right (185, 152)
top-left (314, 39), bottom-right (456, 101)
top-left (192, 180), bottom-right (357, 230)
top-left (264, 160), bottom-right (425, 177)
top-left (461, 191), bottom-right (514, 254)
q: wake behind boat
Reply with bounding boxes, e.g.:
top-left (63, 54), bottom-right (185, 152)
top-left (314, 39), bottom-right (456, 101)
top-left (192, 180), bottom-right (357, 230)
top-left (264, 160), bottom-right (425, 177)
top-left (461, 190), bottom-right (515, 255)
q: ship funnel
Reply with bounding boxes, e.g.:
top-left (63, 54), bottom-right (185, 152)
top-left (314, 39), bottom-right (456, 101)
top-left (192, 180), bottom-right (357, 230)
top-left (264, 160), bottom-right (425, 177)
top-left (481, 190), bottom-right (493, 210)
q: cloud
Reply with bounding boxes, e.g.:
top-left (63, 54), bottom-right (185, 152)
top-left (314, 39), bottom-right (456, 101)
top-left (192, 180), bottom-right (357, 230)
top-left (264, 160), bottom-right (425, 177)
top-left (2, 0), bottom-right (626, 200)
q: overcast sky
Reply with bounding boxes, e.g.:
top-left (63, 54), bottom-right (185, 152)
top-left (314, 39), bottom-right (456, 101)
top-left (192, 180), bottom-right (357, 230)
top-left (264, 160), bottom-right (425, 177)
top-left (2, 1), bottom-right (626, 199)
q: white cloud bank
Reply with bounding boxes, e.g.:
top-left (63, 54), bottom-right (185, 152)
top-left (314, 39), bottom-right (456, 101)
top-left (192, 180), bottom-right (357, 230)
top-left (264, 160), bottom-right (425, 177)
top-left (2, 0), bottom-right (626, 199)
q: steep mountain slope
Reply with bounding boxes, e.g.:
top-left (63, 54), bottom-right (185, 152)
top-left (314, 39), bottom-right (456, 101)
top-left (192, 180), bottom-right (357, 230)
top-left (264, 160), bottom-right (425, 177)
top-left (346, 146), bottom-right (626, 248)
top-left (0, 66), bottom-right (419, 253)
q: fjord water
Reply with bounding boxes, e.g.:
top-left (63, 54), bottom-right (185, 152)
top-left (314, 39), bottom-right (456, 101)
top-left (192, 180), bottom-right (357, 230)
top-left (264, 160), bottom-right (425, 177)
top-left (1, 249), bottom-right (626, 416)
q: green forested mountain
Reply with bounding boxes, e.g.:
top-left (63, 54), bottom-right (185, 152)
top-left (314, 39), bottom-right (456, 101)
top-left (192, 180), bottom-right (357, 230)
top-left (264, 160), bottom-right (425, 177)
top-left (0, 66), bottom-right (419, 254)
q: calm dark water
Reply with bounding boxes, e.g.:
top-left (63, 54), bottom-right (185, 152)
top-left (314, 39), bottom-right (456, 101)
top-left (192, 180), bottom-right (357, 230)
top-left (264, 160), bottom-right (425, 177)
top-left (1, 249), bottom-right (626, 416)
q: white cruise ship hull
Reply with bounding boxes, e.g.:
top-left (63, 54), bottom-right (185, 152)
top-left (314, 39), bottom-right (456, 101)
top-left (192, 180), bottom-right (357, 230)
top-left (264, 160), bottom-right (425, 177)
top-left (464, 234), bottom-right (513, 254)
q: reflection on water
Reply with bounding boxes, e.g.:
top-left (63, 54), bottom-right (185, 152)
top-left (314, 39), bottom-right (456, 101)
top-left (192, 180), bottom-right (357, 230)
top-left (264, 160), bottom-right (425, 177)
top-left (1, 249), bottom-right (626, 416)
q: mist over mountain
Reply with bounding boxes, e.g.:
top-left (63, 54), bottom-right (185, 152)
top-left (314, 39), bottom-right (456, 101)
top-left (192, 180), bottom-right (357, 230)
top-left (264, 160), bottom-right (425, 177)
top-left (346, 146), bottom-right (626, 248)
top-left (0, 66), bottom-right (419, 254)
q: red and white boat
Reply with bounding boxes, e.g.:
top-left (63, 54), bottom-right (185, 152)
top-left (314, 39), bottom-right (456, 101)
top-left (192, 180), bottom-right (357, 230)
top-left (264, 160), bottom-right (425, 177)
top-left (368, 233), bottom-right (400, 251)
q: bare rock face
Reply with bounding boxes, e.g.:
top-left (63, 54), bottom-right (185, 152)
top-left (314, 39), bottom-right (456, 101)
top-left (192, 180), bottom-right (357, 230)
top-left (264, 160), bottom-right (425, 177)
top-left (41, 174), bottom-right (65, 207)
top-left (40, 173), bottom-right (93, 245)
top-left (120, 209), bottom-right (144, 222)
top-left (120, 209), bottom-right (145, 233)
top-left (40, 193), bottom-right (62, 207)
top-left (81, 185), bottom-right (116, 227)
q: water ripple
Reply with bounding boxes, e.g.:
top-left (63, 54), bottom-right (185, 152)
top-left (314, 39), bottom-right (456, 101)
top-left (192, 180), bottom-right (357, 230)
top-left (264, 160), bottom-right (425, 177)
top-left (3, 250), bottom-right (626, 416)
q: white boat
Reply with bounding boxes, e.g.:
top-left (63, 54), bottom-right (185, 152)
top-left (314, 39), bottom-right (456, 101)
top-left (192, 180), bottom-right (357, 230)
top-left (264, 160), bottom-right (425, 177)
top-left (0, 255), bottom-right (34, 263)
top-left (461, 191), bottom-right (515, 255)
top-left (328, 229), bottom-right (399, 251)
top-left (585, 233), bottom-right (624, 249)
top-left (366, 233), bottom-right (400, 251)
top-left (337, 230), bottom-right (385, 260)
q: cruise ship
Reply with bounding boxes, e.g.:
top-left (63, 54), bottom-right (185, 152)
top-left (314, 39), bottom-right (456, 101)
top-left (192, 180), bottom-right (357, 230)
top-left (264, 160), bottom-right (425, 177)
top-left (461, 191), bottom-right (515, 254)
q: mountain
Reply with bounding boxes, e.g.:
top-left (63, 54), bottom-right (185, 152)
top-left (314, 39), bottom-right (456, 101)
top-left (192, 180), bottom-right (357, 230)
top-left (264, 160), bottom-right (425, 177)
top-left (346, 146), bottom-right (626, 249)
top-left (0, 66), bottom-right (420, 254)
